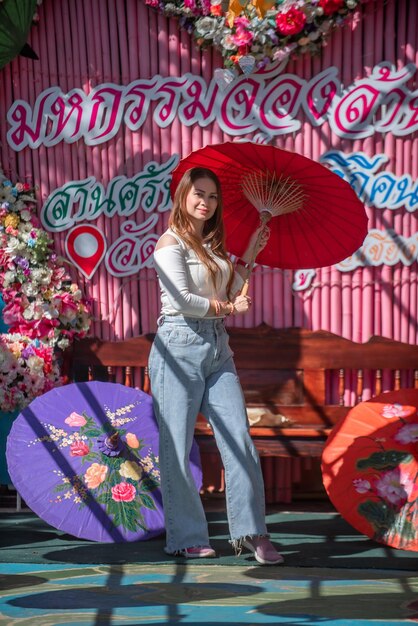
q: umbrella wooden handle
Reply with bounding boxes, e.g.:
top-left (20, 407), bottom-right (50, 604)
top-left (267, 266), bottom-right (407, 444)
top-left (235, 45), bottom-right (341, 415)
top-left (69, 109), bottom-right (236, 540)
top-left (238, 218), bottom-right (271, 297)
top-left (240, 280), bottom-right (250, 296)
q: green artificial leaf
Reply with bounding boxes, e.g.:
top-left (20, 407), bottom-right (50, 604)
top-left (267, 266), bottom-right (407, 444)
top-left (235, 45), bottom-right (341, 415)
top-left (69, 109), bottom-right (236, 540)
top-left (356, 450), bottom-right (413, 471)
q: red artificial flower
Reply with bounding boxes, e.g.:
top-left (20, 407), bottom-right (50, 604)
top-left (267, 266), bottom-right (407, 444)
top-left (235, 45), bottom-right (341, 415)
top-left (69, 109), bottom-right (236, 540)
top-left (276, 7), bottom-right (307, 36)
top-left (318, 0), bottom-right (344, 15)
top-left (210, 3), bottom-right (223, 15)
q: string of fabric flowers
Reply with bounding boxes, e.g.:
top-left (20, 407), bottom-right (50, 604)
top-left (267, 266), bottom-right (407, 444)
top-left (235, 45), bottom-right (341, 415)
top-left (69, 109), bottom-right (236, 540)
top-left (0, 170), bottom-right (91, 412)
top-left (145, 0), bottom-right (367, 72)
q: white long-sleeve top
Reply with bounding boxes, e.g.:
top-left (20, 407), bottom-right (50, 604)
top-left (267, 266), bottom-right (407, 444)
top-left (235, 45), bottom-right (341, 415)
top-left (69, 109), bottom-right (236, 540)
top-left (153, 229), bottom-right (243, 318)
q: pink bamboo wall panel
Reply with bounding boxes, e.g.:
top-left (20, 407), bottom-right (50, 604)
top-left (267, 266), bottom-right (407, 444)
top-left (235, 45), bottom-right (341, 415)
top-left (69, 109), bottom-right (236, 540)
top-left (0, 0), bottom-right (417, 347)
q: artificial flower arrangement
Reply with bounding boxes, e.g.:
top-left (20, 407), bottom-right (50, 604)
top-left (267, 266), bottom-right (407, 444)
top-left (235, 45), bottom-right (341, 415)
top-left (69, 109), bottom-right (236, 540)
top-left (0, 171), bottom-right (91, 411)
top-left (0, 334), bottom-right (61, 413)
top-left (145, 0), bottom-right (366, 71)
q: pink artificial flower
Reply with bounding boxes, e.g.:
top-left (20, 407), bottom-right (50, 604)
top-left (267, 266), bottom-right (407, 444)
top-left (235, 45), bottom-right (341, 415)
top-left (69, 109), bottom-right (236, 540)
top-left (32, 318), bottom-right (60, 338)
top-left (70, 440), bottom-right (90, 457)
top-left (231, 26), bottom-right (254, 47)
top-left (234, 16), bottom-right (250, 29)
top-left (184, 0), bottom-right (197, 11)
top-left (29, 214), bottom-right (40, 227)
top-left (276, 8), bottom-right (307, 36)
top-left (111, 481), bottom-right (136, 502)
top-left (5, 226), bottom-right (19, 236)
top-left (3, 302), bottom-right (24, 326)
top-left (65, 412), bottom-right (87, 427)
top-left (54, 292), bottom-right (80, 318)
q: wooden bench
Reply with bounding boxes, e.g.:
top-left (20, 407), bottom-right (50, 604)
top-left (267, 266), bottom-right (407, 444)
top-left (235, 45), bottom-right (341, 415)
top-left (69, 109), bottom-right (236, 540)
top-left (63, 325), bottom-right (418, 503)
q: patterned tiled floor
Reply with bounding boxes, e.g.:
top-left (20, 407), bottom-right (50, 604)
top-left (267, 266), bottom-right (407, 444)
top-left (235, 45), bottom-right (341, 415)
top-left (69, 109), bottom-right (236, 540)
top-left (1, 562), bottom-right (418, 625)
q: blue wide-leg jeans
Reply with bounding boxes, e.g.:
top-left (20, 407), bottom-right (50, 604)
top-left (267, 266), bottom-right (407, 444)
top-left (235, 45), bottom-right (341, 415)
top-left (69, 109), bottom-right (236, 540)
top-left (148, 315), bottom-right (268, 553)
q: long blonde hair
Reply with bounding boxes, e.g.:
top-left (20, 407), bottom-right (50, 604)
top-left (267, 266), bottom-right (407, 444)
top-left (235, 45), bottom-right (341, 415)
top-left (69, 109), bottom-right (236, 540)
top-left (169, 167), bottom-right (234, 297)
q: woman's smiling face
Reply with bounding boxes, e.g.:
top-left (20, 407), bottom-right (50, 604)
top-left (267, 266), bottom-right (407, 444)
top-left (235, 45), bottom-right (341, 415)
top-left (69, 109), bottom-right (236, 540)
top-left (185, 177), bottom-right (219, 233)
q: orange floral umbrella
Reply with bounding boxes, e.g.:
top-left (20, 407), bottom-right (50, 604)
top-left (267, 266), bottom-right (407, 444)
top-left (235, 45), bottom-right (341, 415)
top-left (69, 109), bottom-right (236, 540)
top-left (322, 389), bottom-right (418, 551)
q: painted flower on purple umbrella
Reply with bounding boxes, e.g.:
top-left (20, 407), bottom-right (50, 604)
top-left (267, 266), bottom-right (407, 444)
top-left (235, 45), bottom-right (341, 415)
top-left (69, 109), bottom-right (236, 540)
top-left (119, 460), bottom-right (143, 481)
top-left (111, 482), bottom-right (137, 503)
top-left (84, 463), bottom-right (108, 489)
top-left (49, 406), bottom-right (161, 533)
top-left (70, 440), bottom-right (90, 457)
top-left (126, 432), bottom-right (140, 448)
top-left (65, 412), bottom-right (87, 427)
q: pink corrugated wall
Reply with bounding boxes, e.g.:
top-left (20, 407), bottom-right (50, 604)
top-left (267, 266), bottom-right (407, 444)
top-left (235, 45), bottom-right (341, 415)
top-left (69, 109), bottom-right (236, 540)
top-left (1, 0), bottom-right (417, 504)
top-left (0, 0), bottom-right (417, 347)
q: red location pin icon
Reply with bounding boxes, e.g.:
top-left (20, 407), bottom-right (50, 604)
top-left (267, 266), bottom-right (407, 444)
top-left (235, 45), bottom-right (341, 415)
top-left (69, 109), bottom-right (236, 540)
top-left (65, 224), bottom-right (107, 279)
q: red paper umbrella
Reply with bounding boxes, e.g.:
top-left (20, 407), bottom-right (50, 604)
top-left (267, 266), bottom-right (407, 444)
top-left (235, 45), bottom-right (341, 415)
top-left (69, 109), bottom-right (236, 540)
top-left (170, 142), bottom-right (368, 275)
top-left (322, 389), bottom-right (418, 551)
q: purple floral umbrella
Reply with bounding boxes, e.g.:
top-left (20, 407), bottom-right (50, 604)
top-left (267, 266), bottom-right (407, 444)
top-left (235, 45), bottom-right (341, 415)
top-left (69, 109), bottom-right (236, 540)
top-left (6, 381), bottom-right (202, 543)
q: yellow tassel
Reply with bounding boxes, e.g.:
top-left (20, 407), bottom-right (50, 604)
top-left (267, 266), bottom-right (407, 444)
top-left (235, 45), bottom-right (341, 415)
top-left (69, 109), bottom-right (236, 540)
top-left (226, 0), bottom-right (247, 27)
top-left (250, 0), bottom-right (276, 18)
top-left (226, 0), bottom-right (276, 25)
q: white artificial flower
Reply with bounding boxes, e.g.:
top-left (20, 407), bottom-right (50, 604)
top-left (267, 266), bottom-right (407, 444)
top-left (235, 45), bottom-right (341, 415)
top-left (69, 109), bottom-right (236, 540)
top-left (0, 188), bottom-right (16, 204)
top-left (27, 355), bottom-right (44, 374)
top-left (42, 303), bottom-right (60, 320)
top-left (195, 16), bottom-right (219, 39)
top-left (23, 303), bottom-right (35, 320)
top-left (20, 209), bottom-right (32, 222)
top-left (3, 271), bottom-right (15, 286)
top-left (32, 267), bottom-right (53, 284)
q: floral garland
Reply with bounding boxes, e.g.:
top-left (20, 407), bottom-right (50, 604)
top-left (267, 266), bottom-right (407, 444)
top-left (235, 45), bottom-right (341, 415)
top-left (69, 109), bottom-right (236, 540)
top-left (0, 171), bottom-right (91, 412)
top-left (145, 0), bottom-right (367, 70)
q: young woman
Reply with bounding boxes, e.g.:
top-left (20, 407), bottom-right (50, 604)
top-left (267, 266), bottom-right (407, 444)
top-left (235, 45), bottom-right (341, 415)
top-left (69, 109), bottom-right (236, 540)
top-left (148, 167), bottom-right (283, 565)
